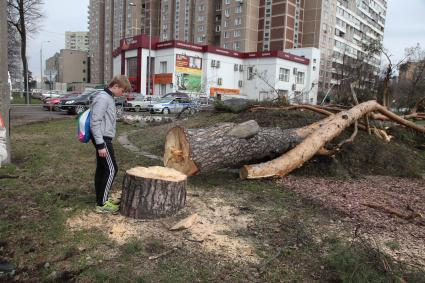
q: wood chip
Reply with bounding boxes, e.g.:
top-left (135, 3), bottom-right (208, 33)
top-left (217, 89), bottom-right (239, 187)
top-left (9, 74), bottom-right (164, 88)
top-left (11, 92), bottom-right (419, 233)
top-left (170, 213), bottom-right (198, 231)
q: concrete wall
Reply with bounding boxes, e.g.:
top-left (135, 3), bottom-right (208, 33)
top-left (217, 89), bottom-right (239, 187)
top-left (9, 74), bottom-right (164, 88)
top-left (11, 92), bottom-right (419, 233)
top-left (58, 50), bottom-right (89, 84)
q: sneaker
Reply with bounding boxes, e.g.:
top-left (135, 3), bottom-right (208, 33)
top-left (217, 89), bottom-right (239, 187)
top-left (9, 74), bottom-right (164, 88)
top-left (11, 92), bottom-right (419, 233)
top-left (95, 200), bottom-right (120, 213)
top-left (108, 198), bottom-right (121, 205)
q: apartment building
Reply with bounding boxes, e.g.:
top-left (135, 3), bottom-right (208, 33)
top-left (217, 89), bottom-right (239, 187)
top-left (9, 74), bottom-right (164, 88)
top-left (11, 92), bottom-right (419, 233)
top-left (88, 0), bottom-right (160, 84)
top-left (89, 0), bottom-right (386, 93)
top-left (57, 50), bottom-right (89, 84)
top-left (257, 0), bottom-right (304, 51)
top-left (303, 0), bottom-right (387, 90)
top-left (65, 32), bottom-right (89, 52)
top-left (88, 0), bottom-right (105, 84)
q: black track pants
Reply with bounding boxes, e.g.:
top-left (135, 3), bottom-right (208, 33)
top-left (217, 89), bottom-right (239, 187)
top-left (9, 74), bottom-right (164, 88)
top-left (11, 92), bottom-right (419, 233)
top-left (92, 138), bottom-right (118, 206)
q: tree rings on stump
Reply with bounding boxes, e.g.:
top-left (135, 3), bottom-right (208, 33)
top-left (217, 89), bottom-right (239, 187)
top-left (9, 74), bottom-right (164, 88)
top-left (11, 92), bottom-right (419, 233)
top-left (120, 166), bottom-right (187, 219)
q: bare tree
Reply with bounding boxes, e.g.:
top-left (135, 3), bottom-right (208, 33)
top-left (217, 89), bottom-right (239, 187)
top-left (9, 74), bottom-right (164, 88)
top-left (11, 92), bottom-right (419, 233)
top-left (7, 0), bottom-right (44, 101)
top-left (7, 23), bottom-right (22, 89)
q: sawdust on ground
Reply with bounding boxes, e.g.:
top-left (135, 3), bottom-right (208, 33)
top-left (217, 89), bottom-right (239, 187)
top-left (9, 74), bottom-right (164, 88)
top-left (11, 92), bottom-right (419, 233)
top-left (66, 188), bottom-right (259, 265)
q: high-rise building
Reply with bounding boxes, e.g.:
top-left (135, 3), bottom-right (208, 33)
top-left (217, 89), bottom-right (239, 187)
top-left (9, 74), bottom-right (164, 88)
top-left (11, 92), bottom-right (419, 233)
top-left (88, 0), bottom-right (105, 84)
top-left (303, 0), bottom-right (387, 91)
top-left (88, 0), bottom-right (160, 84)
top-left (88, 0), bottom-right (387, 91)
top-left (65, 32), bottom-right (89, 52)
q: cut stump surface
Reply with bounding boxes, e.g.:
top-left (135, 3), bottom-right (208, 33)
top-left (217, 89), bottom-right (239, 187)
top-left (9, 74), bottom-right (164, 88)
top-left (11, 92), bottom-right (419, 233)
top-left (120, 166), bottom-right (187, 219)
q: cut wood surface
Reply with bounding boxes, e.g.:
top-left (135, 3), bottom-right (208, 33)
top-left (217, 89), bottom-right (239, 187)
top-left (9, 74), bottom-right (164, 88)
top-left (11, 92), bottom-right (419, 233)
top-left (170, 213), bottom-right (198, 231)
top-left (163, 122), bottom-right (307, 176)
top-left (120, 166), bottom-right (187, 219)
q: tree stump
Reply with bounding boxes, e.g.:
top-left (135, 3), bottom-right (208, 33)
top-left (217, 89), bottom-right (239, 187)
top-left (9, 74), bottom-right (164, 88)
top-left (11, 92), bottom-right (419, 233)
top-left (120, 166), bottom-right (187, 219)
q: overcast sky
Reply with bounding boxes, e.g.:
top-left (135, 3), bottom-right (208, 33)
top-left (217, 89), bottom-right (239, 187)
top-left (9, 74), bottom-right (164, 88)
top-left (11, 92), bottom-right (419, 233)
top-left (27, 0), bottom-right (425, 79)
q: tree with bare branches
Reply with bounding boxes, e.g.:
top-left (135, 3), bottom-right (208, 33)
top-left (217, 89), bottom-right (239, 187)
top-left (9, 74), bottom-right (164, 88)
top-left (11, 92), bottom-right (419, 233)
top-left (7, 0), bottom-right (44, 101)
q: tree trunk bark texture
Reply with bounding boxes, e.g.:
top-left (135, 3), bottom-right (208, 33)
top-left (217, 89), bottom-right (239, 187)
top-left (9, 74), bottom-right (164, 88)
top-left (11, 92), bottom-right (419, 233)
top-left (163, 122), bottom-right (305, 176)
top-left (120, 166), bottom-right (187, 219)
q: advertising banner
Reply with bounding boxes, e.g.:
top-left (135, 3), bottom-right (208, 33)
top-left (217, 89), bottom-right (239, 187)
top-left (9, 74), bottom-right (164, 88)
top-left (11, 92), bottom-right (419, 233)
top-left (175, 54), bottom-right (202, 92)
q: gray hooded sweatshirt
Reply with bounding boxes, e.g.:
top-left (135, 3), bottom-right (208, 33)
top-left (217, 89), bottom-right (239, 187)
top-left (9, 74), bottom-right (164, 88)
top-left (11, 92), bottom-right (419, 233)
top-left (90, 89), bottom-right (116, 149)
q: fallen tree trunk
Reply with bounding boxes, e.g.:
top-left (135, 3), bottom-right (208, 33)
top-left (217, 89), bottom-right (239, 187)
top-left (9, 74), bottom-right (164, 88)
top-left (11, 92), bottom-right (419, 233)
top-left (164, 122), bottom-right (304, 176)
top-left (240, 100), bottom-right (425, 179)
top-left (164, 100), bottom-right (424, 178)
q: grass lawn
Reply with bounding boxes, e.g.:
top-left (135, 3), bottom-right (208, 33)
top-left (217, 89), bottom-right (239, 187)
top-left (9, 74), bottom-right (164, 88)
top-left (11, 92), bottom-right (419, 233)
top-left (0, 113), bottom-right (424, 282)
top-left (12, 93), bottom-right (42, 105)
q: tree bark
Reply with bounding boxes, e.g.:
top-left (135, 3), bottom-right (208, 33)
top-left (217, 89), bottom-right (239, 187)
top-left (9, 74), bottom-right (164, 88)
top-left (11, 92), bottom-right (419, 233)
top-left (120, 166), bottom-right (187, 219)
top-left (240, 100), bottom-right (425, 179)
top-left (164, 101), bottom-right (425, 179)
top-left (163, 121), bottom-right (311, 176)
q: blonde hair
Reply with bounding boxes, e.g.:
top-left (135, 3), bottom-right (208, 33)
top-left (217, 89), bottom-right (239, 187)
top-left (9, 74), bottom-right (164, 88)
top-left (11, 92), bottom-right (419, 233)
top-left (108, 75), bottom-right (131, 92)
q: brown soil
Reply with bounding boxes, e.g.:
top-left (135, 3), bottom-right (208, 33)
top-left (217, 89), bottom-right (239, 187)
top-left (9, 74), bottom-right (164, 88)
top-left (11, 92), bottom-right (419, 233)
top-left (280, 175), bottom-right (425, 268)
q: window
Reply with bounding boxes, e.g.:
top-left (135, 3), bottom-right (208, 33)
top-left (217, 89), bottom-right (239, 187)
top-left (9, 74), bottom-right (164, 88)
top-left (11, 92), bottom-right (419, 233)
top-left (235, 6), bottom-right (242, 13)
top-left (223, 31), bottom-right (228, 38)
top-left (127, 57), bottom-right (138, 78)
top-left (296, 72), bottom-right (305, 84)
top-left (160, 84), bottom-right (166, 95)
top-left (198, 25), bottom-right (204, 32)
top-left (247, 67), bottom-right (254, 80)
top-left (234, 30), bottom-right (240, 37)
top-left (234, 41), bottom-right (240, 50)
top-left (279, 68), bottom-right (289, 82)
top-left (234, 18), bottom-right (241, 25)
top-left (160, 61), bottom-right (167, 73)
top-left (216, 25), bottom-right (221, 32)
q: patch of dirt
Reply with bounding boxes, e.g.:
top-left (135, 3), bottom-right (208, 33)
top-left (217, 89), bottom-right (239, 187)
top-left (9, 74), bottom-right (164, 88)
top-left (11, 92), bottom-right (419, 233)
top-left (66, 188), bottom-right (260, 265)
top-left (280, 175), bottom-right (425, 268)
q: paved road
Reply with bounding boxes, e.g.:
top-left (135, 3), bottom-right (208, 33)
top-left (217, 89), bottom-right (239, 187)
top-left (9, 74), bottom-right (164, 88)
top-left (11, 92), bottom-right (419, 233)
top-left (9, 105), bottom-right (74, 127)
top-left (9, 104), bottom-right (151, 127)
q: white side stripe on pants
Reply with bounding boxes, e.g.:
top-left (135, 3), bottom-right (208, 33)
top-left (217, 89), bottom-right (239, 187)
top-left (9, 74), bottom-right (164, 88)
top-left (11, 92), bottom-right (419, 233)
top-left (102, 146), bottom-right (115, 204)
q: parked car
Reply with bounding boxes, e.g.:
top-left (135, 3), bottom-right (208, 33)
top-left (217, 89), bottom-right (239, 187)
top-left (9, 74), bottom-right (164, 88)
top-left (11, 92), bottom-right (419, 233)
top-left (149, 97), bottom-right (196, 114)
top-left (40, 90), bottom-right (62, 101)
top-left (61, 90), bottom-right (127, 115)
top-left (60, 90), bottom-right (98, 114)
top-left (127, 96), bottom-right (159, 112)
top-left (160, 92), bottom-right (190, 99)
top-left (125, 92), bottom-right (139, 101)
top-left (43, 92), bottom-right (80, 111)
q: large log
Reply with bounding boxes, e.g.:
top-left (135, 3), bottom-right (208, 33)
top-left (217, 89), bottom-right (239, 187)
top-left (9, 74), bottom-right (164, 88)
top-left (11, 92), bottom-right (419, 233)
top-left (240, 100), bottom-right (425, 179)
top-left (120, 166), bottom-right (187, 219)
top-left (163, 120), bottom-right (311, 176)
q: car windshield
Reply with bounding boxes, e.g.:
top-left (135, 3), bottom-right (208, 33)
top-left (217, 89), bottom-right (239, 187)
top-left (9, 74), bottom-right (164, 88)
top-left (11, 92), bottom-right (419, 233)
top-left (158, 99), bottom-right (173, 104)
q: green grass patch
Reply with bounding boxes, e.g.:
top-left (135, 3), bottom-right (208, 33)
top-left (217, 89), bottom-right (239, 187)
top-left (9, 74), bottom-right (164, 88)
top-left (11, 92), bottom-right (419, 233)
top-left (1, 111), bottom-right (424, 282)
top-left (324, 237), bottom-right (425, 282)
top-left (12, 93), bottom-right (42, 104)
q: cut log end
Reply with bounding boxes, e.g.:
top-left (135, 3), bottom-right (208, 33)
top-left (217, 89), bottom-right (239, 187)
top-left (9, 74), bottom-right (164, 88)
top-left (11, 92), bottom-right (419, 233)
top-left (126, 166), bottom-right (187, 182)
top-left (164, 127), bottom-right (199, 176)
